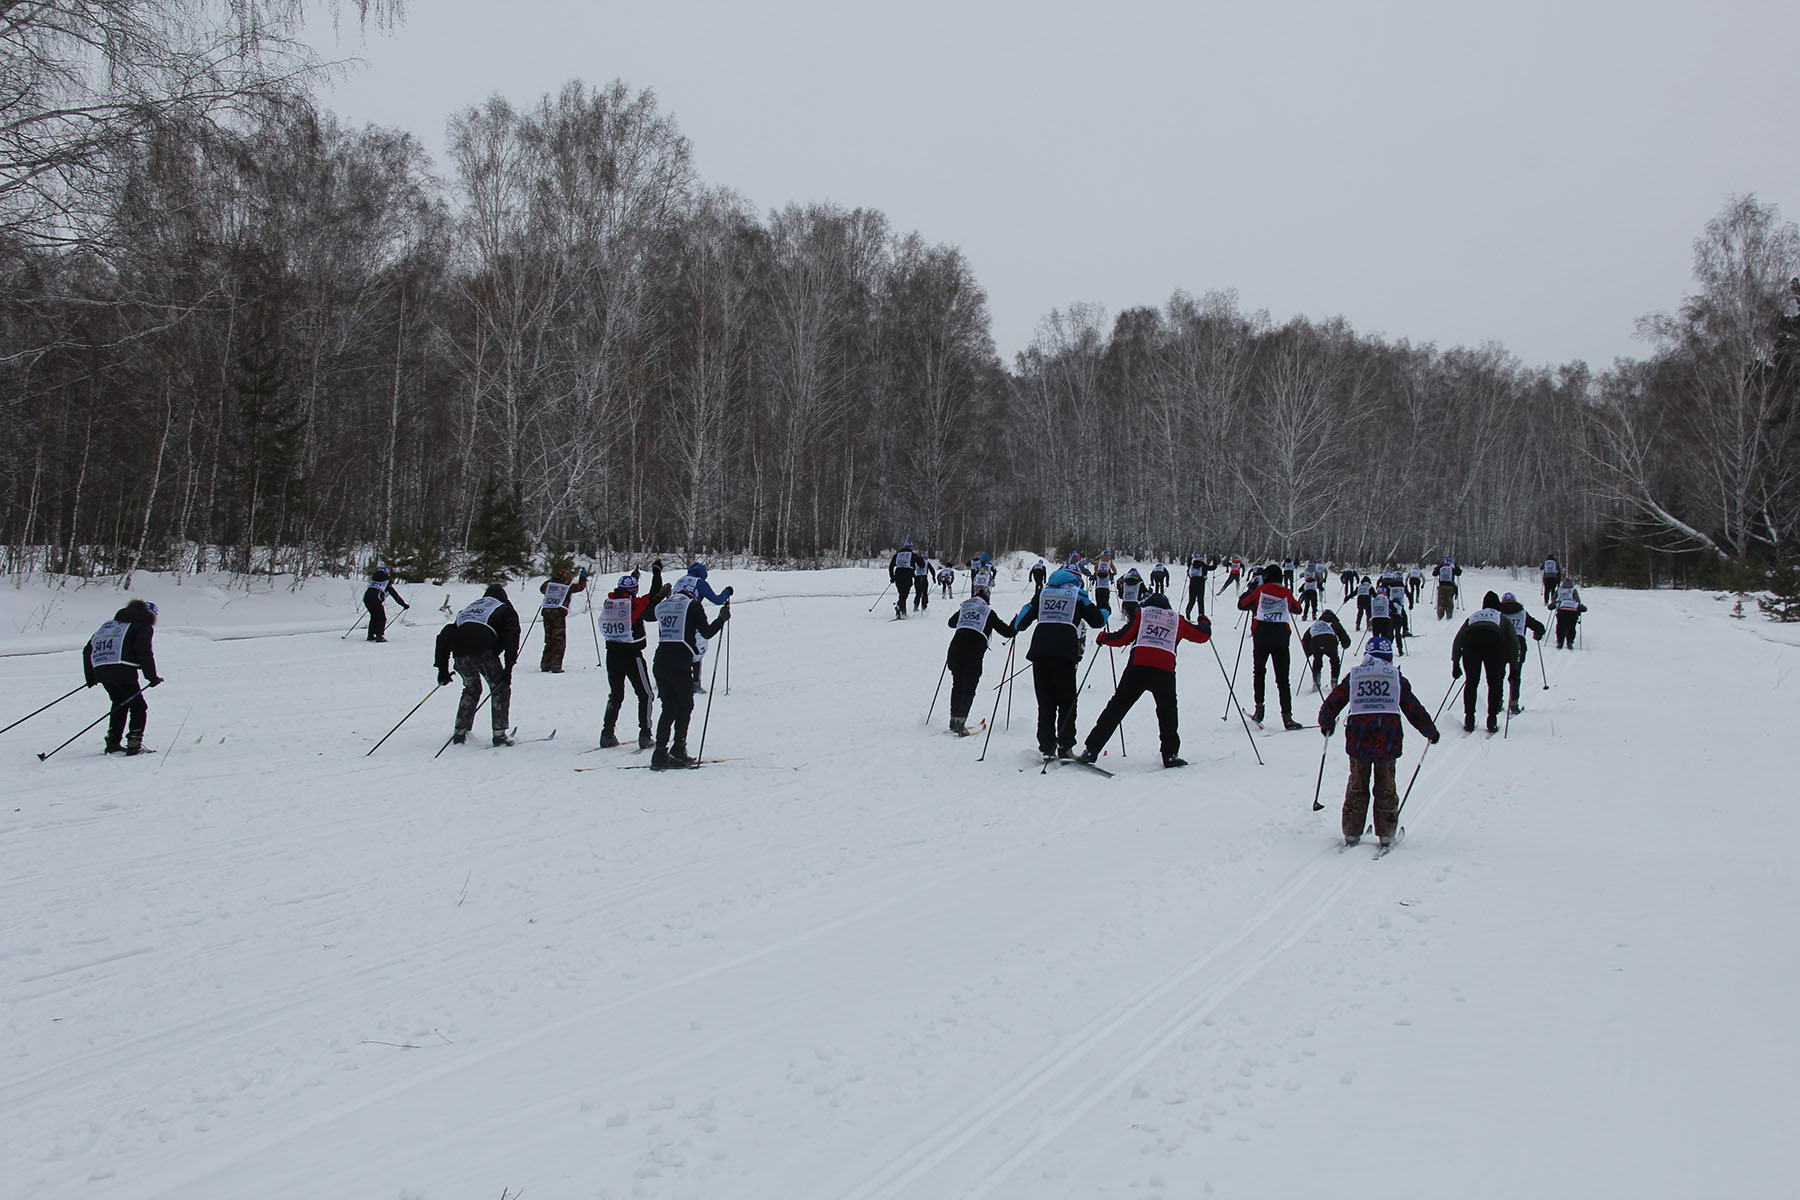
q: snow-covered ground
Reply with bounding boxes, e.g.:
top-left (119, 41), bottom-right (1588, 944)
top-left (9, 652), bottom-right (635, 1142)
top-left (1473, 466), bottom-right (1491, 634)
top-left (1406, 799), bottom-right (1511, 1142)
top-left (3, 563), bottom-right (1796, 1199)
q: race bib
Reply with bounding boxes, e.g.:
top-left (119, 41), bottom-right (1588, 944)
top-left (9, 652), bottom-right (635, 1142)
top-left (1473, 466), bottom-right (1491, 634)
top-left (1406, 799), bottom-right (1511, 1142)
top-left (541, 582), bottom-right (571, 610)
top-left (456, 597), bottom-right (502, 629)
top-left (655, 596), bottom-right (690, 645)
top-left (1307, 620), bottom-right (1334, 641)
top-left (88, 620), bottom-right (129, 667)
top-left (974, 570), bottom-right (992, 588)
top-left (1136, 607), bottom-right (1179, 654)
top-left (1438, 566), bottom-right (1456, 582)
top-left (1468, 608), bottom-right (1503, 627)
top-left (601, 596), bottom-right (634, 643)
top-left (1544, 560), bottom-right (1559, 575)
top-left (1557, 587), bottom-right (1579, 611)
top-left (1037, 584), bottom-right (1078, 625)
top-left (1256, 591), bottom-right (1291, 623)
top-left (1370, 595), bottom-right (1390, 619)
top-left (1505, 609), bottom-right (1528, 636)
top-left (1346, 661), bottom-right (1402, 716)
top-left (365, 579), bottom-right (388, 595)
top-left (956, 598), bottom-right (991, 633)
top-left (895, 551), bottom-right (913, 570)
top-left (1120, 581), bottom-right (1142, 602)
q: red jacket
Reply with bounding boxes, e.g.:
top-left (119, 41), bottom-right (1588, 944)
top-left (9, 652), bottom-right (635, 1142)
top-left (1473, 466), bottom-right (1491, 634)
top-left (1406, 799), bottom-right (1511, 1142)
top-left (1097, 609), bottom-right (1211, 671)
top-left (1238, 582), bottom-right (1302, 644)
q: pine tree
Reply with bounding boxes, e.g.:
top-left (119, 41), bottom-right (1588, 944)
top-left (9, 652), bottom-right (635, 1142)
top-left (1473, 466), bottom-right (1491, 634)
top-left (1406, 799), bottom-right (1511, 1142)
top-left (463, 474), bottom-right (531, 581)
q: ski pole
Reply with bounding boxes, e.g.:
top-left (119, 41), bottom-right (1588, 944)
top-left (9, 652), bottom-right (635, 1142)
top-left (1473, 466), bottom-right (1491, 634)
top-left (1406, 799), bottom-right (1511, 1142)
top-left (924, 658), bottom-right (949, 725)
top-left (587, 586), bottom-right (604, 667)
top-left (1311, 728), bottom-right (1330, 811)
top-left (1209, 638), bottom-right (1263, 766)
top-left (723, 619), bottom-right (731, 697)
top-left (866, 579), bottom-right (893, 613)
top-left (341, 611), bottom-right (368, 640)
top-left (1396, 734), bottom-right (1441, 819)
top-left (1005, 643), bottom-right (1016, 730)
top-left (435, 692), bottom-right (489, 758)
top-left (695, 624), bottom-right (727, 761)
top-left (37, 686), bottom-right (145, 762)
top-left (1220, 608), bottom-right (1249, 720)
top-left (1538, 637), bottom-right (1549, 689)
top-left (520, 602), bottom-right (542, 655)
top-left (1431, 676), bottom-right (1465, 724)
top-left (155, 705), bottom-right (193, 771)
top-left (0, 683), bottom-right (86, 737)
top-left (369, 683), bottom-right (443, 756)
top-left (1107, 645), bottom-right (1125, 757)
top-left (992, 661), bottom-right (1031, 691)
top-left (1076, 636), bottom-right (1104, 693)
top-left (977, 638), bottom-right (1016, 762)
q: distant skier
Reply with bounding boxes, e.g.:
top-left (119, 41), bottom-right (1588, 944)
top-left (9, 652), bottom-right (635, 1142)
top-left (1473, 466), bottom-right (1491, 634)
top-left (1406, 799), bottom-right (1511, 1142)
top-left (1434, 558), bottom-right (1462, 620)
top-left (1297, 567), bottom-right (1321, 619)
top-left (1406, 564), bottom-right (1425, 606)
top-left (1387, 581), bottom-right (1411, 656)
top-left (1301, 608), bottom-right (1352, 693)
top-left (1368, 582), bottom-right (1393, 640)
top-left (82, 598), bottom-right (162, 755)
top-left (1077, 592), bottom-right (1211, 768)
top-left (1216, 556), bottom-right (1243, 597)
top-left (650, 575), bottom-right (730, 770)
top-left (536, 565), bottom-right (588, 672)
top-left (1552, 579), bottom-right (1587, 649)
top-left (943, 582), bottom-right (1016, 736)
top-left (1450, 590), bottom-right (1520, 733)
top-left (436, 584), bottom-right (522, 747)
top-left (675, 562), bottom-right (733, 692)
top-left (1013, 567), bottom-right (1108, 759)
top-left (1116, 567), bottom-right (1146, 623)
top-left (1339, 566), bottom-right (1358, 602)
top-left (364, 565), bottom-right (409, 643)
top-left (1495, 591), bottom-right (1546, 714)
top-left (1092, 553), bottom-right (1118, 619)
top-left (1318, 636), bottom-right (1440, 849)
top-left (1541, 556), bottom-right (1563, 607)
top-left (1149, 562), bottom-right (1171, 596)
top-left (1237, 562), bottom-right (1304, 729)
top-left (599, 560), bottom-right (666, 749)
top-left (1354, 575), bottom-right (1374, 630)
top-left (1184, 554), bottom-right (1217, 619)
top-left (888, 542), bottom-right (918, 618)
top-left (937, 565), bottom-right (955, 599)
top-left (1029, 559), bottom-right (1048, 592)
top-left (912, 553), bottom-right (931, 611)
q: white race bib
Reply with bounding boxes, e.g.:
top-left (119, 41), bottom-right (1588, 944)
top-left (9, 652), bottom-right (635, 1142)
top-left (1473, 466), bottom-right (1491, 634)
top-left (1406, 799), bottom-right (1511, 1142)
top-left (1505, 609), bottom-right (1528, 636)
top-left (1307, 619), bottom-right (1334, 641)
top-left (1468, 608), bottom-right (1503, 627)
top-left (1371, 595), bottom-right (1390, 619)
top-left (1557, 587), bottom-right (1580, 611)
top-left (1256, 591), bottom-right (1291, 624)
top-left (456, 597), bottom-right (502, 629)
top-left (541, 582), bottom-right (571, 611)
top-left (601, 596), bottom-right (634, 643)
top-left (88, 620), bottom-right (129, 667)
top-left (655, 596), bottom-right (690, 645)
top-left (365, 579), bottom-right (388, 595)
top-left (1346, 661), bottom-right (1402, 716)
top-left (1135, 607), bottom-right (1179, 654)
top-left (1037, 585), bottom-right (1078, 625)
top-left (956, 598), bottom-right (991, 633)
top-left (895, 551), bottom-right (913, 570)
top-left (1438, 566), bottom-right (1456, 583)
top-left (1120, 580), bottom-right (1142, 602)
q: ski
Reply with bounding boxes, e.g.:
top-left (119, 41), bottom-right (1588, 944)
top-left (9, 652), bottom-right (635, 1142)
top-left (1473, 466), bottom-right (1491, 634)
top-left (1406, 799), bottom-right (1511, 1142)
top-left (1373, 827), bottom-right (1407, 858)
top-left (1040, 755), bottom-right (1113, 778)
top-left (609, 758), bottom-right (729, 771)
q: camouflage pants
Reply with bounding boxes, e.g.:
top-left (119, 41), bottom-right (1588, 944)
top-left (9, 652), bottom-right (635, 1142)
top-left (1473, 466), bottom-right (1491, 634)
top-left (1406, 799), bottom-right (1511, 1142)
top-left (1436, 583), bottom-right (1456, 619)
top-left (1344, 757), bottom-right (1400, 841)
top-left (454, 652), bottom-right (511, 738)
top-left (539, 609), bottom-right (568, 671)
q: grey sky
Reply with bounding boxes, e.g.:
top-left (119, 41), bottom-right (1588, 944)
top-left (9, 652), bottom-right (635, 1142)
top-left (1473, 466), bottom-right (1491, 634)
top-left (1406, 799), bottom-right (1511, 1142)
top-left (308, 0), bottom-right (1799, 370)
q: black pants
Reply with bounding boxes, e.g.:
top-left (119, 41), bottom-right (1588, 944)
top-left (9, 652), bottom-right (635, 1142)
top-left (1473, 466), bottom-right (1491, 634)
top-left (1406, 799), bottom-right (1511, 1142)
top-left (1370, 616), bottom-right (1391, 639)
top-left (1252, 638), bottom-right (1293, 718)
top-left (892, 573), bottom-right (911, 615)
top-left (914, 575), bottom-right (929, 609)
top-left (364, 591), bottom-right (387, 640)
top-left (949, 661), bottom-right (984, 722)
top-left (1095, 586), bottom-right (1111, 617)
top-left (453, 651), bottom-right (510, 738)
top-left (1508, 645), bottom-right (1528, 705)
top-left (1303, 637), bottom-right (1340, 689)
top-left (1085, 664), bottom-right (1179, 757)
top-left (1300, 590), bottom-right (1319, 618)
top-left (1461, 650), bottom-right (1507, 720)
top-left (1556, 610), bottom-right (1579, 648)
top-left (1031, 659), bottom-right (1079, 755)
top-left (653, 652), bottom-right (697, 752)
top-left (1184, 582), bottom-right (1206, 619)
top-left (604, 647), bottom-right (654, 735)
top-left (1355, 596), bottom-right (1371, 629)
top-left (1543, 576), bottom-right (1561, 607)
top-left (97, 664), bottom-right (147, 747)
top-left (1408, 580), bottom-right (1422, 605)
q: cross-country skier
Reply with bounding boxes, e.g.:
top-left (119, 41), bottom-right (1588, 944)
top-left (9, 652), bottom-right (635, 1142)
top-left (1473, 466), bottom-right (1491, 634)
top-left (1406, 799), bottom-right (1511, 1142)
top-left (888, 542), bottom-right (918, 618)
top-left (1339, 565), bottom-right (1358, 602)
top-left (1450, 590), bottom-right (1520, 733)
top-left (1494, 591), bottom-right (1546, 714)
top-left (1076, 592), bottom-right (1211, 768)
top-left (1013, 567), bottom-right (1108, 759)
top-left (912, 552), bottom-right (932, 611)
top-left (1353, 575), bottom-right (1374, 630)
top-left (650, 576), bottom-right (730, 770)
top-left (1368, 581), bottom-right (1394, 640)
top-left (1541, 556), bottom-right (1563, 607)
top-left (82, 598), bottom-right (162, 755)
top-left (1029, 559), bottom-right (1048, 592)
top-left (1298, 566), bottom-right (1322, 619)
top-left (1184, 554), bottom-right (1217, 618)
top-left (937, 564), bottom-right (956, 598)
top-left (364, 565), bottom-right (409, 642)
top-left (1150, 562), bottom-right (1171, 596)
top-left (1318, 635), bottom-right (1439, 849)
top-left (944, 582), bottom-right (1016, 735)
top-left (675, 562), bottom-right (733, 692)
top-left (1301, 608), bottom-right (1352, 693)
top-left (599, 560), bottom-right (666, 748)
top-left (1092, 553), bottom-right (1118, 618)
top-left (1237, 562), bottom-right (1305, 729)
top-left (1434, 558), bottom-right (1462, 620)
top-left (1551, 578), bottom-right (1587, 649)
top-left (537, 566), bottom-right (588, 672)
top-left (1406, 564), bottom-right (1425, 606)
top-left (1216, 556), bottom-right (1243, 597)
top-left (1116, 567), bottom-right (1146, 623)
top-left (436, 584), bottom-right (522, 747)
top-left (1387, 580), bottom-right (1411, 656)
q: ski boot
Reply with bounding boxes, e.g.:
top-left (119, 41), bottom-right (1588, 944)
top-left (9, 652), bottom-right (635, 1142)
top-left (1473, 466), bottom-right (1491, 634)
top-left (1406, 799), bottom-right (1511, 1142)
top-left (638, 729), bottom-right (653, 750)
top-left (649, 746), bottom-right (672, 771)
top-left (1507, 702), bottom-right (1522, 716)
top-left (1075, 746), bottom-right (1100, 765)
top-left (104, 737), bottom-right (123, 755)
top-left (1463, 714), bottom-right (1476, 733)
top-left (668, 744), bottom-right (694, 769)
top-left (1486, 713), bottom-right (1499, 734)
top-left (1057, 745), bottom-right (1076, 760)
top-left (1162, 754), bottom-right (1187, 768)
top-left (451, 731), bottom-right (467, 745)
top-left (949, 717), bottom-right (966, 736)
top-left (124, 734), bottom-right (144, 757)
top-left (493, 732), bottom-right (515, 747)
top-left (599, 729), bottom-right (621, 749)
top-left (1251, 706), bottom-right (1265, 725)
top-left (1282, 715), bottom-right (1304, 731)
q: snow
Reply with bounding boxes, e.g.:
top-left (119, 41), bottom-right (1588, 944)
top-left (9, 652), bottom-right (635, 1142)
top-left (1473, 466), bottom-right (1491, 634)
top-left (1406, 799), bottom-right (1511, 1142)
top-left (3, 564), bottom-right (1795, 1199)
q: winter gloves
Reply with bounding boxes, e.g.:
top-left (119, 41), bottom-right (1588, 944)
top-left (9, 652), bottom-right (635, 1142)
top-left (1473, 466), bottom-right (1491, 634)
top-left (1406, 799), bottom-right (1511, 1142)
top-left (438, 668), bottom-right (453, 686)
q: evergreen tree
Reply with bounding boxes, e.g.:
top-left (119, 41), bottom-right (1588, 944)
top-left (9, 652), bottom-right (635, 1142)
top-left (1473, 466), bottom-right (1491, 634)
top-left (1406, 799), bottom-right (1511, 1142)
top-left (463, 474), bottom-right (532, 581)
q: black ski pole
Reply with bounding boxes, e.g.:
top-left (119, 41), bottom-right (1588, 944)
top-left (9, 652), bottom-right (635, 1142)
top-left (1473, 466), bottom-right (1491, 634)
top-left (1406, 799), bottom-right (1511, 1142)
top-left (866, 579), bottom-right (893, 614)
top-left (1220, 608), bottom-right (1249, 720)
top-left (1076, 635), bottom-right (1104, 692)
top-left (1431, 676), bottom-right (1465, 724)
top-left (723, 618), bottom-right (731, 697)
top-left (38, 687), bottom-right (145, 762)
top-left (1107, 645), bottom-right (1125, 757)
top-left (436, 692), bottom-right (489, 758)
top-left (977, 638), bottom-right (1016, 762)
top-left (1397, 735), bottom-right (1441, 819)
top-left (1209, 638), bottom-right (1263, 766)
top-left (1311, 728), bottom-right (1330, 811)
top-left (1005, 643), bottom-right (1016, 730)
top-left (695, 622), bottom-right (728, 761)
top-left (369, 683), bottom-right (443, 756)
top-left (587, 586), bottom-right (604, 667)
top-left (924, 658), bottom-right (949, 726)
top-left (341, 611), bottom-right (368, 640)
top-left (520, 602), bottom-right (542, 656)
top-left (155, 704), bottom-right (193, 771)
top-left (1538, 637), bottom-right (1549, 690)
top-left (1, 683), bottom-right (86, 737)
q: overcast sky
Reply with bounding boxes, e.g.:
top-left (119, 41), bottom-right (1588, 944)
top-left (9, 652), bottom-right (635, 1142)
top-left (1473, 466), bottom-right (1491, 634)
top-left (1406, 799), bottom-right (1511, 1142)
top-left (306, 0), bottom-right (1799, 370)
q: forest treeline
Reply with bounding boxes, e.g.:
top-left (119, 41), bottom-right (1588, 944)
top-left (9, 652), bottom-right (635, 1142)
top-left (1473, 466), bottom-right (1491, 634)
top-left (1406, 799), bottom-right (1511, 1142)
top-left (3, 3), bottom-right (1797, 586)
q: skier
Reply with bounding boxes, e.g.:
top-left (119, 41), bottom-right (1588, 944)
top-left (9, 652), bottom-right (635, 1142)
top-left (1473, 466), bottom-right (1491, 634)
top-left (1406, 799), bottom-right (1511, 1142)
top-left (937, 564), bottom-right (956, 599)
top-left (1495, 591), bottom-right (1546, 714)
top-left (1297, 566), bottom-right (1321, 619)
top-left (82, 598), bottom-right (162, 755)
top-left (364, 565), bottom-right (409, 642)
top-left (912, 552), bottom-right (931, 611)
top-left (1184, 554), bottom-right (1217, 619)
top-left (1387, 580), bottom-right (1411, 656)
top-left (599, 560), bottom-right (666, 748)
top-left (1281, 557), bottom-right (1296, 589)
top-left (675, 562), bottom-right (733, 692)
top-left (536, 565), bottom-right (589, 672)
top-left (1149, 562), bottom-right (1171, 596)
top-left (1339, 565), bottom-right (1358, 602)
top-left (1237, 562), bottom-right (1304, 729)
top-left (650, 575), bottom-right (731, 770)
top-left (1552, 578), bottom-right (1587, 649)
top-left (1450, 590), bottom-right (1520, 733)
top-left (1318, 636), bottom-right (1440, 849)
top-left (1434, 557), bottom-right (1462, 620)
top-left (1092, 553), bottom-right (1118, 618)
top-left (1406, 564), bottom-right (1425, 606)
top-left (1353, 575), bottom-right (1375, 630)
top-left (943, 582), bottom-right (1016, 735)
top-left (1116, 567), bottom-right (1146, 623)
top-left (1368, 581), bottom-right (1393, 640)
top-left (1541, 556), bottom-right (1563, 607)
top-left (1076, 592), bottom-right (1211, 767)
top-left (1216, 556), bottom-right (1243, 597)
top-left (1029, 559), bottom-right (1048, 592)
top-left (1301, 608), bottom-right (1352, 693)
top-left (1012, 566), bottom-right (1108, 759)
top-left (888, 542), bottom-right (918, 618)
top-left (435, 584), bottom-right (522, 747)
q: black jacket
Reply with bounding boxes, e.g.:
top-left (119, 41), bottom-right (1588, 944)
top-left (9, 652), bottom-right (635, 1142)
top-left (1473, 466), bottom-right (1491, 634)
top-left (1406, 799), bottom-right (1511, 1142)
top-left (436, 585), bottom-right (522, 673)
top-left (83, 600), bottom-right (159, 686)
top-left (945, 602), bottom-right (1016, 670)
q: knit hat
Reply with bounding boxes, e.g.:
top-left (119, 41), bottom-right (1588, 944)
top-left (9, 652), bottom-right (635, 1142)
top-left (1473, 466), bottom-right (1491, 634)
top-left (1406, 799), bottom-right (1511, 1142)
top-left (688, 562), bottom-right (708, 580)
top-left (1141, 592), bottom-right (1171, 609)
top-left (1501, 591), bottom-right (1516, 603)
top-left (1047, 568), bottom-right (1081, 588)
top-left (1366, 636), bottom-right (1394, 661)
top-left (1483, 590), bottom-right (1501, 608)
top-left (617, 574), bottom-right (639, 593)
